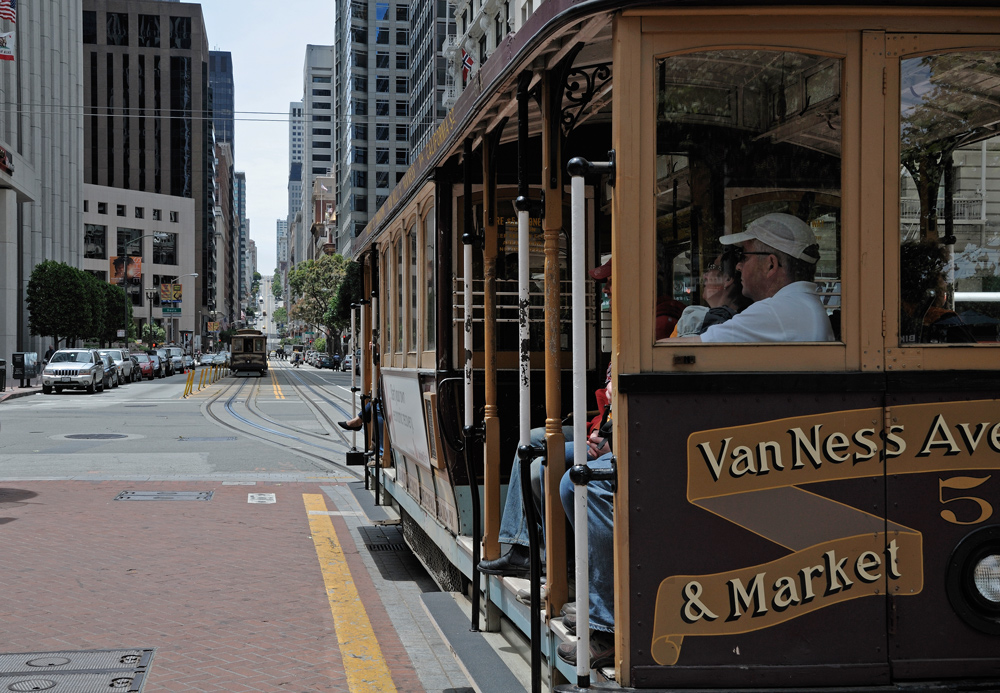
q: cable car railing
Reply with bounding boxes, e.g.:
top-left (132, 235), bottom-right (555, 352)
top-left (451, 278), bottom-right (599, 325)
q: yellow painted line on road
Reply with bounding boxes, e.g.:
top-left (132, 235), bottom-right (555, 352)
top-left (270, 368), bottom-right (284, 399)
top-left (304, 494), bottom-right (397, 693)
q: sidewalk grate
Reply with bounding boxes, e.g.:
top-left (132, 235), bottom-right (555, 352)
top-left (0, 649), bottom-right (152, 692)
top-left (115, 491), bottom-right (213, 502)
top-left (366, 543), bottom-right (407, 552)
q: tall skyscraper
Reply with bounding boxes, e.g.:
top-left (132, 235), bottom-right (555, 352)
top-left (0, 1), bottom-right (84, 360)
top-left (82, 0), bottom-right (217, 346)
top-left (332, 1), bottom-right (413, 254)
top-left (209, 51), bottom-right (235, 156)
top-left (409, 0), bottom-right (454, 157)
top-left (235, 171), bottom-right (248, 320)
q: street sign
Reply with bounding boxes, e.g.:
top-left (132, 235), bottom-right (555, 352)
top-left (162, 307), bottom-right (181, 315)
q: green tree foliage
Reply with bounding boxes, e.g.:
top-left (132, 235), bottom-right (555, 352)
top-left (328, 260), bottom-right (364, 329)
top-left (271, 271), bottom-right (283, 300)
top-left (99, 280), bottom-right (134, 346)
top-left (27, 261), bottom-right (91, 347)
top-left (288, 254), bottom-right (348, 346)
top-left (313, 336), bottom-right (326, 353)
top-left (141, 322), bottom-right (166, 345)
top-left (82, 273), bottom-right (107, 346)
top-left (273, 306), bottom-right (287, 324)
top-left (219, 327), bottom-right (237, 346)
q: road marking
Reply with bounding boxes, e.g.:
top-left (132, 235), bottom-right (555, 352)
top-left (270, 368), bottom-right (285, 399)
top-left (304, 494), bottom-right (397, 693)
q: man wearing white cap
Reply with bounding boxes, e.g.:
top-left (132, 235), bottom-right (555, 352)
top-left (673, 212), bottom-right (834, 342)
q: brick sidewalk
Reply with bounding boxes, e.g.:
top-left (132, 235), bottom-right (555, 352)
top-left (0, 480), bottom-right (425, 692)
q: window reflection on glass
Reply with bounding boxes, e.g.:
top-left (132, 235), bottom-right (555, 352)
top-left (900, 51), bottom-right (1000, 344)
top-left (655, 50), bottom-right (842, 341)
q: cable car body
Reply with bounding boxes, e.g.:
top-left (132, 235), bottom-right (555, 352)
top-left (346, 2), bottom-right (1000, 689)
top-left (230, 329), bottom-right (268, 375)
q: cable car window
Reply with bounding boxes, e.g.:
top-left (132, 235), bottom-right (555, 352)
top-left (424, 210), bottom-right (436, 350)
top-left (899, 51), bottom-right (1000, 345)
top-left (655, 50), bottom-right (842, 343)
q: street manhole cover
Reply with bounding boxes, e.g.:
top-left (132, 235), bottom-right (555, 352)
top-left (65, 434), bottom-right (127, 440)
top-left (0, 649), bottom-right (151, 692)
top-left (115, 491), bottom-right (213, 502)
top-left (24, 659), bottom-right (70, 668)
top-left (8, 679), bottom-right (57, 690)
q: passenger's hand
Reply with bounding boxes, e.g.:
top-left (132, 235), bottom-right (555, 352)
top-left (587, 431), bottom-right (610, 460)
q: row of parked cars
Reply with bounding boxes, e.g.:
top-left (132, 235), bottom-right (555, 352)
top-left (40, 345), bottom-right (194, 395)
top-left (298, 350), bottom-right (356, 372)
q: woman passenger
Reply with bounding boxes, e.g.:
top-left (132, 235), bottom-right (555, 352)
top-left (674, 248), bottom-right (752, 336)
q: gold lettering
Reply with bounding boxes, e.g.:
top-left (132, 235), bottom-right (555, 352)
top-left (855, 551), bottom-right (882, 583)
top-left (789, 425), bottom-right (823, 469)
top-left (727, 572), bottom-right (767, 620)
top-left (853, 428), bottom-right (877, 462)
top-left (799, 564), bottom-right (825, 602)
top-left (757, 440), bottom-right (782, 473)
top-left (884, 425), bottom-right (907, 458)
top-left (823, 550), bottom-right (854, 595)
top-left (772, 576), bottom-right (800, 611)
top-left (957, 422), bottom-right (990, 454)
top-left (824, 431), bottom-right (851, 463)
top-left (885, 539), bottom-right (902, 579)
top-left (918, 414), bottom-right (961, 457)
top-left (697, 438), bottom-right (731, 482)
top-left (730, 446), bottom-right (756, 477)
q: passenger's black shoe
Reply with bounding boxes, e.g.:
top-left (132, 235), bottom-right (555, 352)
top-left (477, 544), bottom-right (530, 577)
top-left (564, 611), bottom-right (576, 635)
top-left (338, 420), bottom-right (363, 431)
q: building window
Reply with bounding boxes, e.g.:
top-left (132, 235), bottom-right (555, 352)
top-left (376, 171), bottom-right (389, 188)
top-left (116, 204), bottom-right (127, 217)
top-left (376, 148), bottom-right (390, 165)
top-left (397, 171), bottom-right (405, 184)
top-left (98, 202), bottom-right (107, 215)
top-left (313, 75), bottom-right (332, 83)
top-left (353, 76), bottom-right (367, 92)
top-left (396, 54), bottom-right (408, 70)
top-left (353, 195), bottom-right (368, 212)
top-left (83, 11), bottom-right (97, 44)
top-left (152, 209), bottom-right (161, 220)
top-left (312, 89), bottom-right (331, 96)
top-left (84, 224), bottom-right (107, 260)
top-left (314, 127), bottom-right (332, 135)
top-left (83, 200), bottom-right (89, 213)
top-left (116, 227), bottom-right (143, 258)
top-left (135, 207), bottom-right (144, 219)
top-left (353, 124), bottom-right (368, 139)
top-left (395, 124), bottom-right (408, 142)
top-left (313, 167), bottom-right (330, 174)
top-left (396, 29), bottom-right (409, 46)
top-left (169, 16), bottom-right (191, 49)
top-left (313, 154), bottom-right (332, 161)
top-left (396, 102), bottom-right (408, 117)
top-left (138, 14), bottom-right (160, 47)
top-left (377, 195), bottom-right (388, 208)
top-left (153, 233), bottom-right (178, 265)
top-left (376, 124), bottom-right (389, 140)
top-left (376, 27), bottom-right (389, 44)
top-left (313, 115), bottom-right (332, 121)
top-left (376, 2), bottom-right (390, 20)
top-left (376, 77), bottom-right (389, 93)
top-left (353, 148), bottom-right (368, 164)
top-left (170, 211), bottom-right (179, 223)
top-left (353, 101), bottom-right (367, 116)
top-left (353, 171), bottom-right (367, 187)
top-left (353, 51), bottom-right (368, 68)
top-left (396, 6), bottom-right (409, 20)
top-left (376, 100), bottom-right (389, 116)
top-left (396, 150), bottom-right (409, 166)
top-left (107, 12), bottom-right (129, 46)
top-left (376, 51), bottom-right (390, 69)
top-left (313, 102), bottom-right (332, 109)
top-left (352, 26), bottom-right (368, 44)
top-left (396, 76), bottom-right (409, 93)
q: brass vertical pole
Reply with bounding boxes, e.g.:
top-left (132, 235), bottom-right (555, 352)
top-left (541, 73), bottom-right (568, 618)
top-left (481, 134), bottom-right (500, 565)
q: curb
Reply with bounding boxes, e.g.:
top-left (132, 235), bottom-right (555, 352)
top-left (0, 387), bottom-right (40, 402)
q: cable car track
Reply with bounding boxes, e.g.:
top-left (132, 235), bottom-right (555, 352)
top-left (202, 375), bottom-right (364, 480)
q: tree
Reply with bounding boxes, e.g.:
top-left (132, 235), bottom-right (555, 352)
top-left (82, 272), bottom-right (107, 346)
top-left (100, 281), bottom-right (132, 346)
top-left (271, 270), bottom-right (283, 300)
top-left (328, 260), bottom-right (364, 330)
top-left (273, 306), bottom-right (287, 324)
top-left (27, 261), bottom-right (90, 347)
top-left (141, 322), bottom-right (166, 346)
top-left (288, 254), bottom-right (348, 350)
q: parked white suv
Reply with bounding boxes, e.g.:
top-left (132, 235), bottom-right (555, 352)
top-left (164, 345), bottom-right (185, 373)
top-left (41, 349), bottom-right (106, 394)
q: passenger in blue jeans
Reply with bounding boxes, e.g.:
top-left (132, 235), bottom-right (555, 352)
top-left (477, 426), bottom-right (575, 577)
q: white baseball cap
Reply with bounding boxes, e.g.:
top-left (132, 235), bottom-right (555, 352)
top-left (720, 213), bottom-right (820, 264)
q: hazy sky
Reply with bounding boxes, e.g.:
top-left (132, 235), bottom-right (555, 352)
top-left (198, 0), bottom-right (335, 277)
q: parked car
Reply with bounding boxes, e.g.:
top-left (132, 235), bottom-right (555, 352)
top-left (155, 348), bottom-right (175, 376)
top-left (164, 345), bottom-right (185, 373)
top-left (99, 352), bottom-right (118, 389)
top-left (129, 354), bottom-right (141, 382)
top-left (41, 349), bottom-right (106, 394)
top-left (341, 354), bottom-right (353, 372)
top-left (183, 354), bottom-right (195, 370)
top-left (318, 355), bottom-right (332, 369)
top-left (99, 348), bottom-right (132, 385)
top-left (147, 351), bottom-right (166, 378)
top-left (132, 352), bottom-right (156, 380)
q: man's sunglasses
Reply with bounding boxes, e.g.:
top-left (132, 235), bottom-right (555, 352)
top-left (732, 248), bottom-right (776, 263)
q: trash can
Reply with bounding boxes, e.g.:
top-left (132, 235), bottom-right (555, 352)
top-left (11, 352), bottom-right (37, 388)
top-left (0, 358), bottom-right (5, 392)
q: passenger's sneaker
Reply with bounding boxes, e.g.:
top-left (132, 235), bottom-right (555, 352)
top-left (557, 630), bottom-right (614, 668)
top-left (515, 583), bottom-right (547, 605)
top-left (564, 611), bottom-right (576, 635)
top-left (560, 601), bottom-right (576, 617)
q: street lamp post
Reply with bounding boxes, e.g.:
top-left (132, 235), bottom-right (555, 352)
top-left (122, 232), bottom-right (169, 348)
top-left (144, 287), bottom-right (158, 346)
